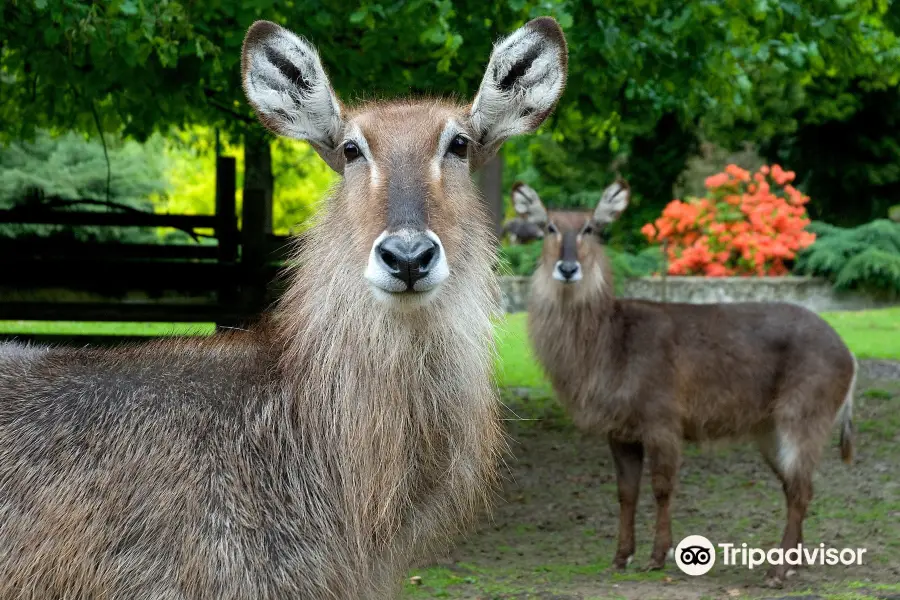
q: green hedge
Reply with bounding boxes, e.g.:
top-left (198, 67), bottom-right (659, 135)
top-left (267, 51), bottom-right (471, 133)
top-left (794, 219), bottom-right (900, 298)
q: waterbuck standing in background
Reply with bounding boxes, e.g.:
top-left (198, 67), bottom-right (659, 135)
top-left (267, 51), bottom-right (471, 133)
top-left (518, 180), bottom-right (856, 587)
top-left (0, 18), bottom-right (568, 599)
top-left (501, 182), bottom-right (549, 244)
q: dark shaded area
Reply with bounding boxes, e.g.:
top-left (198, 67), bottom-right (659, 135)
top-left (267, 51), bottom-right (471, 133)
top-left (760, 85), bottom-right (900, 227)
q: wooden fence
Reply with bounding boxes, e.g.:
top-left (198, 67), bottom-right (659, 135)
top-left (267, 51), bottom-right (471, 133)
top-left (0, 156), bottom-right (294, 328)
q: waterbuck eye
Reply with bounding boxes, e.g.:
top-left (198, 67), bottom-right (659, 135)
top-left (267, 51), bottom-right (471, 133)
top-left (447, 134), bottom-right (469, 158)
top-left (343, 141), bottom-right (361, 162)
top-left (582, 224), bottom-right (595, 236)
top-left (547, 222), bottom-right (558, 234)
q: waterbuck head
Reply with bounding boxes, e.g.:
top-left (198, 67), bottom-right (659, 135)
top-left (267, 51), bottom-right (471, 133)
top-left (241, 19), bottom-right (568, 309)
top-left (515, 180), bottom-right (630, 291)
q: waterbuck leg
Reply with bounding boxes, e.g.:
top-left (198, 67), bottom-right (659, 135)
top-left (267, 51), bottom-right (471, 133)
top-left (646, 440), bottom-right (680, 570)
top-left (758, 430), bottom-right (814, 585)
top-left (609, 437), bottom-right (644, 570)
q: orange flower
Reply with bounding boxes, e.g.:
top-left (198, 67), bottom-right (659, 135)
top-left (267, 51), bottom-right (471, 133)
top-left (725, 164), bottom-right (751, 181)
top-left (705, 173), bottom-right (731, 189)
top-left (643, 164), bottom-right (812, 277)
top-left (705, 263), bottom-right (732, 277)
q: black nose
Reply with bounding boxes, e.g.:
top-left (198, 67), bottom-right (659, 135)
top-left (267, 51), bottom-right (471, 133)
top-left (558, 261), bottom-right (579, 279)
top-left (375, 235), bottom-right (440, 289)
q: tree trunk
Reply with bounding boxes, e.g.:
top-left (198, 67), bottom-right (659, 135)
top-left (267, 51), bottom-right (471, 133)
top-left (243, 129), bottom-right (274, 234)
top-left (240, 129), bottom-right (274, 320)
top-left (477, 153), bottom-right (504, 242)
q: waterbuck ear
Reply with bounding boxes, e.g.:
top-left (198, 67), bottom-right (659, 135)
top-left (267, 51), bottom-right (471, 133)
top-left (241, 21), bottom-right (345, 171)
top-left (469, 17), bottom-right (568, 169)
top-left (511, 182), bottom-right (548, 226)
top-left (592, 179), bottom-right (630, 227)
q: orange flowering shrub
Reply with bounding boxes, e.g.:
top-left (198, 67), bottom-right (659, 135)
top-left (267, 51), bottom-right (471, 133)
top-left (641, 164), bottom-right (816, 277)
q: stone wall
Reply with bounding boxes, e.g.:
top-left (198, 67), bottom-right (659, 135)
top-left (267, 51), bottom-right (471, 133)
top-left (500, 275), bottom-right (897, 314)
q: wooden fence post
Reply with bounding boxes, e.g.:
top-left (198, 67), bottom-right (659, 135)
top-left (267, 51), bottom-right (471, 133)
top-left (215, 156), bottom-right (238, 264)
top-left (241, 187), bottom-right (268, 319)
top-left (214, 156), bottom-right (239, 330)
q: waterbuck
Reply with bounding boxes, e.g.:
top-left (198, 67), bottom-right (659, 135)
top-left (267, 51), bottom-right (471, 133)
top-left (0, 18), bottom-right (568, 599)
top-left (518, 180), bottom-right (856, 586)
top-left (501, 183), bottom-right (548, 244)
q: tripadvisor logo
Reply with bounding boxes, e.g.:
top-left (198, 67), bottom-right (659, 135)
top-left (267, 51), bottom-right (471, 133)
top-left (674, 535), bottom-right (869, 576)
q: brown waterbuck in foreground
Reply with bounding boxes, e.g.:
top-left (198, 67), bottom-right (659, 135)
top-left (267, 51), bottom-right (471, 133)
top-left (0, 19), bottom-right (568, 599)
top-left (516, 181), bottom-right (856, 586)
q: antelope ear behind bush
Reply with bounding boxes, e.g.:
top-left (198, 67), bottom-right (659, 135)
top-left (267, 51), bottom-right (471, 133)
top-left (0, 17), bottom-right (568, 600)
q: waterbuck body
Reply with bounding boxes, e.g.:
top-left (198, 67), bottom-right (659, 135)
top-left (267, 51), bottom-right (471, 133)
top-left (519, 181), bottom-right (856, 586)
top-left (0, 19), bottom-right (568, 599)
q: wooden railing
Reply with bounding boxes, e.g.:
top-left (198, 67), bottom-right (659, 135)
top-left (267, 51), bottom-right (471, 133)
top-left (0, 156), bottom-right (299, 328)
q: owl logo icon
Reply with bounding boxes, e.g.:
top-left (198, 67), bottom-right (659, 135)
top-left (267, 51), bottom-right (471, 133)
top-left (675, 535), bottom-right (716, 576)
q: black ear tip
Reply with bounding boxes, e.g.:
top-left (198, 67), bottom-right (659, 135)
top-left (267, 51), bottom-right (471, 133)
top-left (244, 20), bottom-right (282, 47)
top-left (525, 17), bottom-right (566, 45)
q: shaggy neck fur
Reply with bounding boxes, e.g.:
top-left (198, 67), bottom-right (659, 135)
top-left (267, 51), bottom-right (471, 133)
top-left (270, 182), bottom-right (503, 593)
top-left (528, 255), bottom-right (625, 432)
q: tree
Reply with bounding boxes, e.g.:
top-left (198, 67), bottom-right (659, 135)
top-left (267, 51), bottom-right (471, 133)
top-left (5, 0), bottom-right (900, 241)
top-left (1, 0), bottom-right (562, 234)
top-left (500, 0), bottom-right (900, 247)
top-left (0, 129), bottom-right (178, 243)
top-left (759, 86), bottom-right (900, 225)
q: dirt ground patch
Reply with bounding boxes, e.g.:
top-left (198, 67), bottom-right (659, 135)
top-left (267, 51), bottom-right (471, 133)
top-left (403, 361), bottom-right (900, 600)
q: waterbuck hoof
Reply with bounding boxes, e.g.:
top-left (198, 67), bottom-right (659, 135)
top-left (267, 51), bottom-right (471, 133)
top-left (612, 553), bottom-right (633, 570)
top-left (645, 558), bottom-right (667, 571)
top-left (765, 570), bottom-right (785, 589)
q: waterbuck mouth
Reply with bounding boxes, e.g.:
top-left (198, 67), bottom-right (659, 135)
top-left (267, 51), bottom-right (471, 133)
top-left (365, 229), bottom-right (450, 304)
top-left (552, 260), bottom-right (582, 284)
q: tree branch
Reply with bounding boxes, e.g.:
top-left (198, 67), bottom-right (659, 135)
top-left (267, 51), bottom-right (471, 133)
top-left (203, 88), bottom-right (255, 124)
top-left (36, 197), bottom-right (214, 241)
top-left (89, 100), bottom-right (111, 204)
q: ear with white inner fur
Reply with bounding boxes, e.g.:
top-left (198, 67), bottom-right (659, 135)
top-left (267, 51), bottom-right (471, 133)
top-left (469, 17), bottom-right (568, 169)
top-left (592, 180), bottom-right (630, 228)
top-left (241, 20), bottom-right (345, 171)
top-left (511, 182), bottom-right (548, 226)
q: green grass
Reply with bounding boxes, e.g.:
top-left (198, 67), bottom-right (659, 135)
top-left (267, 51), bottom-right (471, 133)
top-left (0, 320), bottom-right (215, 336)
top-left (819, 307), bottom-right (900, 360)
top-left (493, 307), bottom-right (900, 391)
top-left (1, 307), bottom-right (897, 392)
top-left (493, 314), bottom-right (552, 391)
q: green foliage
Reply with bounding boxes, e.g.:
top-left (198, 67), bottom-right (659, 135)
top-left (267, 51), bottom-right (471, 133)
top-left (503, 0), bottom-right (900, 247)
top-left (0, 0), bottom-right (219, 140)
top-left (0, 130), bottom-right (166, 204)
top-left (497, 240), bottom-right (543, 278)
top-left (0, 125), bottom-right (332, 244)
top-left (795, 219), bottom-right (900, 297)
top-left (6, 0), bottom-right (900, 246)
top-left (159, 127), bottom-right (333, 235)
top-left (758, 87), bottom-right (900, 226)
top-left (0, 0), bottom-right (562, 141)
top-left (608, 246), bottom-right (665, 286)
top-left (0, 130), bottom-right (183, 243)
